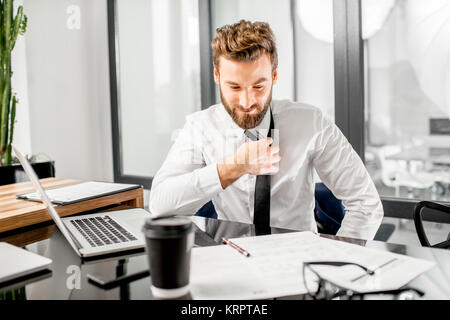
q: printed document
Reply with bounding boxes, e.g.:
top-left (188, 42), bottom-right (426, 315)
top-left (189, 232), bottom-right (435, 299)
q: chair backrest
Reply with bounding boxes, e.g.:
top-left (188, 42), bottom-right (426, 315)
top-left (414, 201), bottom-right (450, 249)
top-left (194, 200), bottom-right (217, 219)
top-left (314, 183), bottom-right (345, 235)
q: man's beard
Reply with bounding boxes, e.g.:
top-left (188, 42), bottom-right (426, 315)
top-left (220, 86), bottom-right (272, 130)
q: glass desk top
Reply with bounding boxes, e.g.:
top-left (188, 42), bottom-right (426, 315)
top-left (1, 216), bottom-right (449, 300)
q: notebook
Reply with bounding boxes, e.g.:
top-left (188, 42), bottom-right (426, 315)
top-left (17, 181), bottom-right (140, 205)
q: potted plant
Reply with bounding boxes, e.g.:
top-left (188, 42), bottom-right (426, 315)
top-left (0, 0), bottom-right (54, 186)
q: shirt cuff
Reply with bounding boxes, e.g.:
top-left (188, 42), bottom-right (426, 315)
top-left (195, 163), bottom-right (224, 196)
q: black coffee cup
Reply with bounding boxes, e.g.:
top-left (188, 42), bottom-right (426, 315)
top-left (142, 216), bottom-right (194, 299)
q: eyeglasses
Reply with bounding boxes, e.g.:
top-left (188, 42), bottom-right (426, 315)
top-left (302, 261), bottom-right (425, 300)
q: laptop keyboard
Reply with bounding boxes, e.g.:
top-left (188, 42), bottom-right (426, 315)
top-left (69, 216), bottom-right (138, 247)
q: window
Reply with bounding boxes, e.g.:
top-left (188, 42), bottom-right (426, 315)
top-left (363, 0), bottom-right (450, 202)
top-left (111, 0), bottom-right (201, 187)
top-left (293, 0), bottom-right (335, 122)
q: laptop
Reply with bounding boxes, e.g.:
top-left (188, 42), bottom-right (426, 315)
top-left (0, 242), bottom-right (52, 283)
top-left (13, 146), bottom-right (151, 258)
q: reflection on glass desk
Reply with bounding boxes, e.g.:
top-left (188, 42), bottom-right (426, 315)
top-left (0, 216), bottom-right (449, 300)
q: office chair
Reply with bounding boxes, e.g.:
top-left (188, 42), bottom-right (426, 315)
top-left (195, 190), bottom-right (345, 225)
top-left (195, 183), bottom-right (395, 241)
top-left (193, 190), bottom-right (344, 232)
top-left (195, 200), bottom-right (217, 219)
top-left (193, 185), bottom-right (347, 225)
top-left (413, 201), bottom-right (450, 249)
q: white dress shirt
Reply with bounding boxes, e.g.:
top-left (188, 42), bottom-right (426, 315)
top-left (149, 100), bottom-right (383, 240)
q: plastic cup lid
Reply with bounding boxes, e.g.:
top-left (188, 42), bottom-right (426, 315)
top-left (143, 216), bottom-right (192, 237)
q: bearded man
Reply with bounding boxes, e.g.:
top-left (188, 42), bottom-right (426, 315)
top-left (149, 20), bottom-right (383, 240)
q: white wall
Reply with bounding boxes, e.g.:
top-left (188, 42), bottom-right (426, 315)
top-left (22, 0), bottom-right (113, 182)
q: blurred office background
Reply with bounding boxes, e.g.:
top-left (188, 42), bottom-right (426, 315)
top-left (11, 0), bottom-right (450, 244)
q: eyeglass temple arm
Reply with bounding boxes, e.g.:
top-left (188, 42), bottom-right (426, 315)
top-left (304, 261), bottom-right (374, 274)
top-left (344, 287), bottom-right (425, 299)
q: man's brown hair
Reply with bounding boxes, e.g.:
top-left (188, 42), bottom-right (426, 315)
top-left (211, 20), bottom-right (278, 70)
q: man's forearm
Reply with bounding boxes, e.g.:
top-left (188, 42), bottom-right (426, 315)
top-left (216, 155), bottom-right (245, 189)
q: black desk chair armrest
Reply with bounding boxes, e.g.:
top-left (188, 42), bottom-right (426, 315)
top-left (414, 201), bottom-right (450, 248)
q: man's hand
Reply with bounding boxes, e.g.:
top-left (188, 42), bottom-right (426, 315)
top-left (217, 137), bottom-right (281, 189)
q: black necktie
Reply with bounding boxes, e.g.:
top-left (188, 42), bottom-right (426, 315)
top-left (244, 109), bottom-right (274, 235)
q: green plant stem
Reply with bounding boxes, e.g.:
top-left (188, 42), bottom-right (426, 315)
top-left (4, 94), bottom-right (16, 164)
top-left (0, 0), bottom-right (26, 166)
